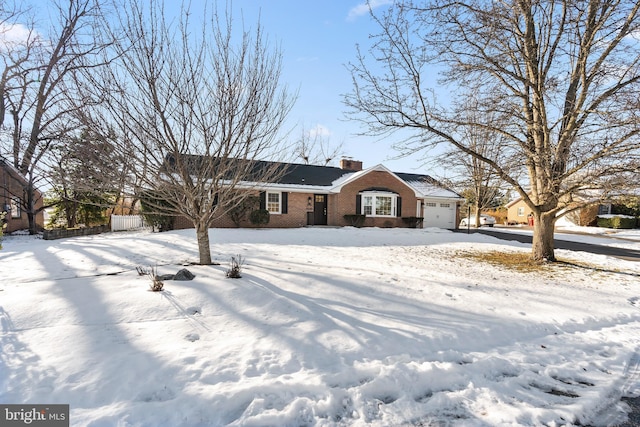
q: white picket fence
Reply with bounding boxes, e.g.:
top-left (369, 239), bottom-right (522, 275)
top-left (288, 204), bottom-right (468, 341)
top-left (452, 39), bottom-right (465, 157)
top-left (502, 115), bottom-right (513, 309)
top-left (111, 215), bottom-right (146, 232)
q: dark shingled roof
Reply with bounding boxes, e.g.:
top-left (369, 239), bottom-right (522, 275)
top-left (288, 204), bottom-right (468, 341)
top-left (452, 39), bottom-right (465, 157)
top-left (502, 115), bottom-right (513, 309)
top-left (165, 155), bottom-right (350, 186)
top-left (273, 162), bottom-right (350, 186)
top-left (166, 154), bottom-right (456, 194)
top-left (264, 163), bottom-right (449, 188)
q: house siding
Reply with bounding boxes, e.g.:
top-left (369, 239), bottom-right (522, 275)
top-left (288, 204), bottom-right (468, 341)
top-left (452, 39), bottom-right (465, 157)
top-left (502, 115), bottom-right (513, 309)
top-left (507, 197), bottom-right (608, 227)
top-left (506, 199), bottom-right (530, 225)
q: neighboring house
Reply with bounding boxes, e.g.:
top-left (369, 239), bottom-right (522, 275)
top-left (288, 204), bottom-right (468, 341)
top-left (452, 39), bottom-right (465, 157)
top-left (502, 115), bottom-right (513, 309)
top-left (173, 158), bottom-right (464, 229)
top-left (0, 156), bottom-right (44, 233)
top-left (556, 203), bottom-right (613, 227)
top-left (505, 195), bottom-right (613, 226)
top-left (505, 198), bottom-right (531, 225)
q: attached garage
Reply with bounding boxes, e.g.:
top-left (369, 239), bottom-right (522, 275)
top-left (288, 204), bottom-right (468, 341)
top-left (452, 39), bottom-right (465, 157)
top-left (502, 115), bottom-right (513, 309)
top-left (422, 200), bottom-right (457, 229)
top-left (168, 156), bottom-right (464, 230)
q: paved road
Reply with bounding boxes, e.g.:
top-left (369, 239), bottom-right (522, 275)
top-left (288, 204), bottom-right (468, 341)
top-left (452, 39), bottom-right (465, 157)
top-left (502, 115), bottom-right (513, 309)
top-left (456, 228), bottom-right (640, 262)
top-left (618, 397), bottom-right (640, 427)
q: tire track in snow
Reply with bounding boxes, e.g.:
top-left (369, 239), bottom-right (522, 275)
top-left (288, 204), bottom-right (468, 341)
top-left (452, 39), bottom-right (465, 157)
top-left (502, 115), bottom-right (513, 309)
top-left (623, 349), bottom-right (640, 397)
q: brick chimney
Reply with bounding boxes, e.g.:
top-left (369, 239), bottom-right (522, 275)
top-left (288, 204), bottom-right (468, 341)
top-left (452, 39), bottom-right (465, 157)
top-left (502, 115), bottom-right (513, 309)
top-left (339, 158), bottom-right (363, 171)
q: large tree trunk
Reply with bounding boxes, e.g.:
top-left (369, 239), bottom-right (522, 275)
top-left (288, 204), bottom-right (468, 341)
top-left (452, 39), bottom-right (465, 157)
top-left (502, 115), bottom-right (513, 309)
top-left (474, 204), bottom-right (481, 228)
top-left (65, 197), bottom-right (78, 228)
top-left (195, 222), bottom-right (212, 265)
top-left (26, 181), bottom-right (38, 235)
top-left (531, 212), bottom-right (556, 262)
top-left (345, 2), bottom-right (640, 266)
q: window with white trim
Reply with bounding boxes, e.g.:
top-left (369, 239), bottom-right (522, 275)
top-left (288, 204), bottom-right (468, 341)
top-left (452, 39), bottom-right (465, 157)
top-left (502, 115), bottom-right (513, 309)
top-left (517, 207), bottom-right (525, 217)
top-left (266, 192), bottom-right (281, 214)
top-left (440, 203), bottom-right (450, 208)
top-left (362, 196), bottom-right (373, 215)
top-left (424, 202), bottom-right (436, 207)
top-left (360, 192), bottom-right (396, 217)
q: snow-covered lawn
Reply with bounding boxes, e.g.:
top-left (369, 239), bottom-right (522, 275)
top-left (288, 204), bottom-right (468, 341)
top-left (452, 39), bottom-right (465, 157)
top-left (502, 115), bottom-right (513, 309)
top-left (1, 227), bottom-right (639, 426)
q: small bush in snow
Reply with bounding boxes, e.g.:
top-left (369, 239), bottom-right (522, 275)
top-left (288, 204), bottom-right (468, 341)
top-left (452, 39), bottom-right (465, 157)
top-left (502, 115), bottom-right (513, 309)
top-left (226, 255), bottom-right (244, 278)
top-left (228, 195), bottom-right (260, 227)
top-left (343, 214), bottom-right (366, 227)
top-left (249, 209), bottom-right (270, 226)
top-left (138, 265), bottom-right (164, 291)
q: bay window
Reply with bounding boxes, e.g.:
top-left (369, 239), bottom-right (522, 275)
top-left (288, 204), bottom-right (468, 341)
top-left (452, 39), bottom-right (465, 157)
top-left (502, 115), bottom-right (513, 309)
top-left (360, 192), bottom-right (397, 217)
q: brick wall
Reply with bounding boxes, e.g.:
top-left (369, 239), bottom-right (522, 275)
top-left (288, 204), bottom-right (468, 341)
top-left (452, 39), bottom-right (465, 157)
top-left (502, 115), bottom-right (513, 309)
top-left (265, 192), bottom-right (312, 228)
top-left (173, 191), bottom-right (314, 229)
top-left (173, 216), bottom-right (193, 230)
top-left (1, 165), bottom-right (44, 233)
top-left (330, 170), bottom-right (418, 228)
top-left (168, 170), bottom-right (422, 231)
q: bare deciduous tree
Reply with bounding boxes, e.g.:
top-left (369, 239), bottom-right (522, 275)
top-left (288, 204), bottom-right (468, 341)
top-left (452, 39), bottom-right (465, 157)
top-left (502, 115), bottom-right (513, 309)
top-left (295, 124), bottom-right (344, 166)
top-left (439, 149), bottom-right (504, 228)
top-left (437, 100), bottom-right (512, 227)
top-left (0, 0), bottom-right (113, 234)
top-left (86, 1), bottom-right (295, 265)
top-left (0, 1), bottom-right (31, 130)
top-left (345, 0), bottom-right (640, 261)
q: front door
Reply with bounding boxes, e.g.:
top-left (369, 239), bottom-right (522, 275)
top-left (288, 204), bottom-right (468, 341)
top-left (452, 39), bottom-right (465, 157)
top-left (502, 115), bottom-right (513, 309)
top-left (313, 194), bottom-right (328, 225)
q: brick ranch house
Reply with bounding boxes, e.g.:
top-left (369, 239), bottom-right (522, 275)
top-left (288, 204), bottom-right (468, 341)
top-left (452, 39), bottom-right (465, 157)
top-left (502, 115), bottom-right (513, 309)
top-left (1, 156), bottom-right (44, 233)
top-left (173, 158), bottom-right (464, 230)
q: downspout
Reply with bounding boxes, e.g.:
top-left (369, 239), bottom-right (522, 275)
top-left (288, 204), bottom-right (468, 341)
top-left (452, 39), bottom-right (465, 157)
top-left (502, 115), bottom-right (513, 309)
top-left (2, 159), bottom-right (9, 212)
top-left (1, 159), bottom-right (11, 232)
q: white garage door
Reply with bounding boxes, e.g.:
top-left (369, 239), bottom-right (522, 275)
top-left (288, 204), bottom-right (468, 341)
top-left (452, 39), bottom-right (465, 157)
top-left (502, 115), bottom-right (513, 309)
top-left (422, 201), bottom-right (456, 228)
